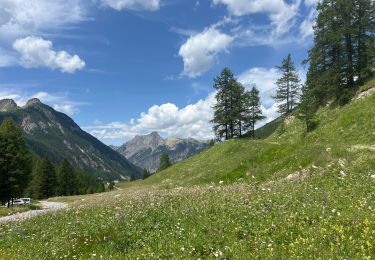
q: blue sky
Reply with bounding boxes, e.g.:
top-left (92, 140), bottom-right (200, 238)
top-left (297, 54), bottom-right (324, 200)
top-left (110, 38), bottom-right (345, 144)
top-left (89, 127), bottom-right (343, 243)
top-left (0, 0), bottom-right (318, 145)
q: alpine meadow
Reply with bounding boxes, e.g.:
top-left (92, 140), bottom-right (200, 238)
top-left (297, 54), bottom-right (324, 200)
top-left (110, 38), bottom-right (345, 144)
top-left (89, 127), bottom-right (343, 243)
top-left (0, 0), bottom-right (374, 259)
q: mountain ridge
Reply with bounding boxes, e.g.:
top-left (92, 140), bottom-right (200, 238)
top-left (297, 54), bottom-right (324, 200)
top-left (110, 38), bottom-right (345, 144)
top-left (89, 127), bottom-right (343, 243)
top-left (115, 131), bottom-right (209, 172)
top-left (0, 98), bottom-right (141, 181)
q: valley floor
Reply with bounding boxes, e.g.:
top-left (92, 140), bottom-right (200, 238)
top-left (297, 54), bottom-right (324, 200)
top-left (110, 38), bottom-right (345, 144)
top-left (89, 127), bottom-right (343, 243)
top-left (0, 164), bottom-right (374, 259)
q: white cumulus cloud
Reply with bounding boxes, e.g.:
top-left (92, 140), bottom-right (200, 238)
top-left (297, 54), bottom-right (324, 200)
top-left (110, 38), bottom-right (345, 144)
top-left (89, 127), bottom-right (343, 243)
top-left (86, 67), bottom-right (295, 143)
top-left (213, 0), bottom-right (301, 37)
top-left (86, 93), bottom-right (216, 142)
top-left (238, 67), bottom-right (282, 125)
top-left (13, 36), bottom-right (85, 73)
top-left (0, 0), bottom-right (88, 39)
top-left (100, 0), bottom-right (161, 11)
top-left (179, 27), bottom-right (233, 78)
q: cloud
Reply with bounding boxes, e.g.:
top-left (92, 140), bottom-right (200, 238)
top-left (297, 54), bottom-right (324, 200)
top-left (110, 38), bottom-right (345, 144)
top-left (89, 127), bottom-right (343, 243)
top-left (238, 67), bottom-right (282, 124)
top-left (238, 67), bottom-right (280, 107)
top-left (0, 90), bottom-right (84, 115)
top-left (304, 0), bottom-right (320, 6)
top-left (213, 0), bottom-right (301, 37)
top-left (85, 93), bottom-right (216, 142)
top-left (100, 0), bottom-right (161, 11)
top-left (86, 67), bottom-right (296, 143)
top-left (179, 27), bottom-right (234, 78)
top-left (0, 0), bottom-right (88, 39)
top-left (13, 36), bottom-right (85, 73)
top-left (0, 47), bottom-right (17, 67)
top-left (299, 1), bottom-right (319, 39)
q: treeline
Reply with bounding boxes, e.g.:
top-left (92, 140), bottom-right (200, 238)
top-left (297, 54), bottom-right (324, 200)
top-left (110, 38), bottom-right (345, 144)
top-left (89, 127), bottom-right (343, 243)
top-left (0, 118), bottom-right (106, 206)
top-left (302, 0), bottom-right (375, 126)
top-left (28, 158), bottom-right (105, 199)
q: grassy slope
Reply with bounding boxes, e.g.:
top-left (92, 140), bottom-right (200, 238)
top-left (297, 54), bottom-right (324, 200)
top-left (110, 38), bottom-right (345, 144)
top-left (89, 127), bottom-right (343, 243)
top-left (120, 82), bottom-right (375, 189)
top-left (0, 80), bottom-right (374, 259)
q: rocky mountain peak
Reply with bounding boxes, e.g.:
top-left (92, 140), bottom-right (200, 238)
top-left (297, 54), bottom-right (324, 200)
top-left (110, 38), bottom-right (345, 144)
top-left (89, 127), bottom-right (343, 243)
top-left (0, 99), bottom-right (140, 180)
top-left (24, 98), bottom-right (43, 108)
top-left (127, 131), bottom-right (165, 152)
top-left (116, 132), bottom-right (209, 172)
top-left (165, 136), bottom-right (183, 148)
top-left (0, 99), bottom-right (18, 112)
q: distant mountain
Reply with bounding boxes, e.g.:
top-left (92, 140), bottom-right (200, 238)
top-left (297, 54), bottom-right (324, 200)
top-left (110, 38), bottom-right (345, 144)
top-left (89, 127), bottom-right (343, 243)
top-left (0, 98), bottom-right (141, 180)
top-left (115, 132), bottom-right (209, 172)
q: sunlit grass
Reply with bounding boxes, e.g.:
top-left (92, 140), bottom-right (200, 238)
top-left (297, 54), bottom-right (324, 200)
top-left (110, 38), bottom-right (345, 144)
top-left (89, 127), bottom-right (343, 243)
top-left (0, 79), bottom-right (374, 259)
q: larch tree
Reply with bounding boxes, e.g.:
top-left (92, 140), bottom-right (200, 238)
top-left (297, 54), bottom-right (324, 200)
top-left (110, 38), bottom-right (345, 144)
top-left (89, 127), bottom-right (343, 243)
top-left (212, 68), bottom-right (248, 140)
top-left (245, 86), bottom-right (265, 138)
top-left (274, 54), bottom-right (301, 114)
top-left (303, 0), bottom-right (375, 111)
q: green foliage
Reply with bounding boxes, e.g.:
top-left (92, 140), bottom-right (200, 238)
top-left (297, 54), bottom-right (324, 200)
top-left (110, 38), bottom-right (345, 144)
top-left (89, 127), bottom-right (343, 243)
top-left (56, 159), bottom-right (77, 196)
top-left (244, 86), bottom-right (266, 137)
top-left (27, 157), bottom-right (106, 199)
top-left (0, 79), bottom-right (375, 259)
top-left (274, 54), bottom-right (301, 114)
top-left (0, 103), bottom-right (141, 180)
top-left (158, 153), bottom-right (171, 172)
top-left (212, 68), bottom-right (265, 140)
top-left (0, 118), bottom-right (31, 205)
top-left (29, 157), bottom-right (57, 199)
top-left (304, 0), bottom-right (375, 109)
top-left (108, 182), bottom-right (115, 191)
top-left (142, 169), bottom-right (151, 180)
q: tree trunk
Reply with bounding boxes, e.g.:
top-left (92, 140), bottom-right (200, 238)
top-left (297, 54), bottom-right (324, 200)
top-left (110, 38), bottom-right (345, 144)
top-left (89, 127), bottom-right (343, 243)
top-left (345, 33), bottom-right (354, 88)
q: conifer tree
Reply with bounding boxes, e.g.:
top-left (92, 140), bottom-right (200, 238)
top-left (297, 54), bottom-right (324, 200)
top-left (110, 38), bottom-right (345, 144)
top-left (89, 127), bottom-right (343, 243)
top-left (0, 118), bottom-right (31, 206)
top-left (212, 68), bottom-right (247, 140)
top-left (158, 153), bottom-right (171, 172)
top-left (212, 68), bottom-right (236, 140)
top-left (244, 86), bottom-right (265, 138)
top-left (304, 0), bottom-right (374, 109)
top-left (56, 159), bottom-right (77, 196)
top-left (274, 54), bottom-right (301, 114)
top-left (29, 157), bottom-right (57, 199)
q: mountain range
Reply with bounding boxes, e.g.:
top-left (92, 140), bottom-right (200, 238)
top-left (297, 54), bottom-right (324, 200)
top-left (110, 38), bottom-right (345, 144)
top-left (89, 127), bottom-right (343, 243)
top-left (0, 98), bottom-right (141, 181)
top-left (113, 132), bottom-right (209, 172)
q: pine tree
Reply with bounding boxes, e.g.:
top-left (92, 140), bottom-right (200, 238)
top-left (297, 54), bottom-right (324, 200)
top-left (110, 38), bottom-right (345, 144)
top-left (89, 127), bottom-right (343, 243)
top-left (304, 0), bottom-right (375, 109)
top-left (274, 54), bottom-right (301, 114)
top-left (29, 157), bottom-right (57, 199)
top-left (158, 153), bottom-right (171, 172)
top-left (354, 0), bottom-right (375, 83)
top-left (56, 159), bottom-right (77, 196)
top-left (232, 81), bottom-right (247, 137)
top-left (212, 68), bottom-right (234, 140)
top-left (0, 118), bottom-right (31, 206)
top-left (211, 68), bottom-right (247, 140)
top-left (244, 86), bottom-right (265, 138)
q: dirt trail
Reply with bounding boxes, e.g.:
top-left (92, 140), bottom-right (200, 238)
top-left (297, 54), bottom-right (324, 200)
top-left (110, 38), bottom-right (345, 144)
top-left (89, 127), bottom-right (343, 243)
top-left (0, 201), bottom-right (66, 225)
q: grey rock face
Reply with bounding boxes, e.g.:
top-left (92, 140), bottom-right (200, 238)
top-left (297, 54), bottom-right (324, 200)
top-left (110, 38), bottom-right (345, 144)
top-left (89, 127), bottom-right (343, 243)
top-left (116, 132), bottom-right (209, 172)
top-left (0, 99), bottom-right (18, 112)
